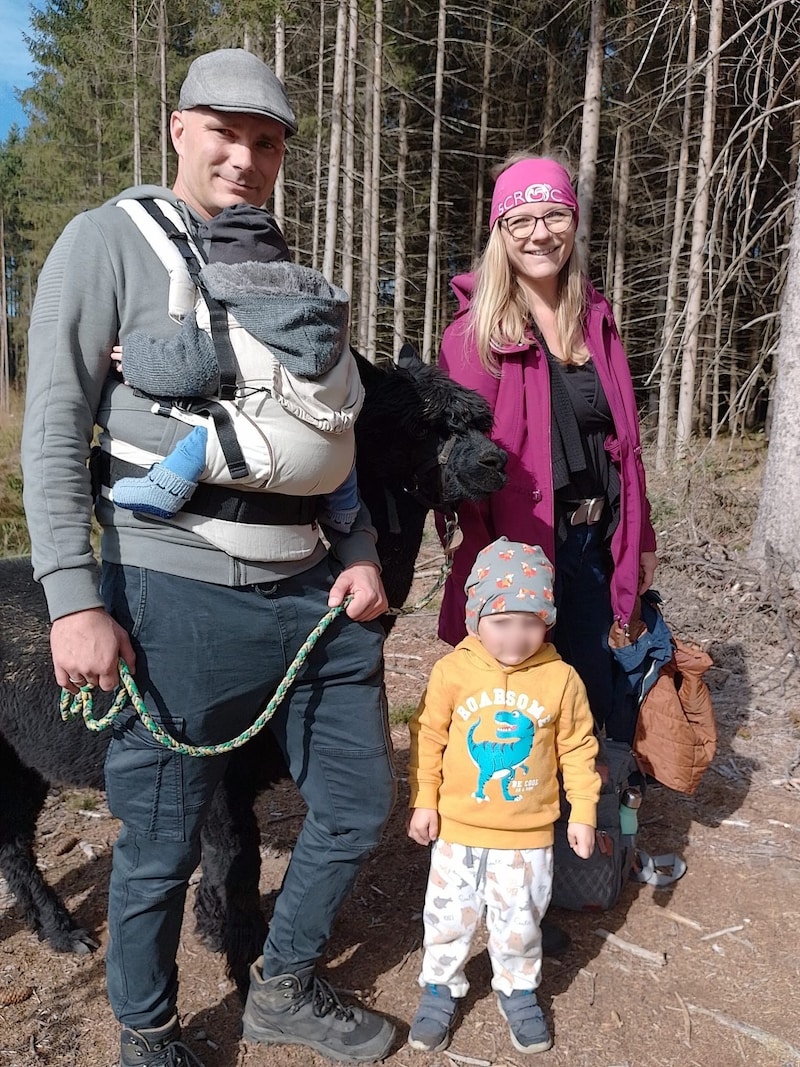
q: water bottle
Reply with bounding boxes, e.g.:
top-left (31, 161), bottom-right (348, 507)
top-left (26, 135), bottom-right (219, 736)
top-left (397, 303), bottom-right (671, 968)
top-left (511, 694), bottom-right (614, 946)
top-left (619, 786), bottom-right (642, 836)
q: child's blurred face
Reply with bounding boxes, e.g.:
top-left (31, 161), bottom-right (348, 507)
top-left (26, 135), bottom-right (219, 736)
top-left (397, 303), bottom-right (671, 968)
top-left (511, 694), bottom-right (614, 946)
top-left (476, 612), bottom-right (548, 666)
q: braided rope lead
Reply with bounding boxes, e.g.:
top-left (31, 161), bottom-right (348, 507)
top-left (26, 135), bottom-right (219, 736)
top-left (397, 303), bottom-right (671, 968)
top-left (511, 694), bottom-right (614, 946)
top-left (385, 514), bottom-right (459, 618)
top-left (60, 600), bottom-right (349, 758)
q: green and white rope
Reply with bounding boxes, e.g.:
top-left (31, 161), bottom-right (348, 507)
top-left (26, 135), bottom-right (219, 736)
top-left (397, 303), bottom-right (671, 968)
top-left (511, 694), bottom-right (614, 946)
top-left (60, 600), bottom-right (349, 758)
top-left (60, 531), bottom-right (459, 758)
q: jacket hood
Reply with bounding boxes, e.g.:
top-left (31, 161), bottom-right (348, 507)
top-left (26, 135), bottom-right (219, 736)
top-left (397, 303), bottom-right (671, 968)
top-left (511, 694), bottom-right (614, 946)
top-left (450, 271), bottom-right (476, 313)
top-left (454, 633), bottom-right (563, 675)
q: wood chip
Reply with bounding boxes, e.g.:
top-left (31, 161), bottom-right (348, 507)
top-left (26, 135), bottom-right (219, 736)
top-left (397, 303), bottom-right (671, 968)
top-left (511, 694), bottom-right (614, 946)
top-left (699, 924), bottom-right (745, 941)
top-left (675, 990), bottom-right (692, 1047)
top-left (594, 928), bottom-right (667, 966)
top-left (652, 909), bottom-right (704, 931)
top-left (444, 1053), bottom-right (492, 1066)
top-left (579, 967), bottom-right (597, 1006)
top-left (686, 1002), bottom-right (800, 1060)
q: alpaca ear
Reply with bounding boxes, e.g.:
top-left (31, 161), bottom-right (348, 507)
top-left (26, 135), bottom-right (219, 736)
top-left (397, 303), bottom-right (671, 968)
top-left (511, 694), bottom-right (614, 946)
top-left (352, 346), bottom-right (385, 388)
top-left (397, 342), bottom-right (421, 370)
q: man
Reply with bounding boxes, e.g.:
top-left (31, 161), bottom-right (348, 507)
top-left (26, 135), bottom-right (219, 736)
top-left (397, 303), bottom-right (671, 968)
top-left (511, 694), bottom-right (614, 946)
top-left (22, 48), bottom-right (396, 1067)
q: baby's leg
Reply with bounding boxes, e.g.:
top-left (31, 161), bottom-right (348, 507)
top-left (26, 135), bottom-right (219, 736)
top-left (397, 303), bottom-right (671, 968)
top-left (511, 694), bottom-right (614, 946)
top-left (113, 425), bottom-right (208, 519)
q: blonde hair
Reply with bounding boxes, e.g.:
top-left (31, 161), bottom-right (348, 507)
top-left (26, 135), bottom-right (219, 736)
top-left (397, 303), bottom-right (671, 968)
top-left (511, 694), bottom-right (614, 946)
top-left (469, 151), bottom-right (589, 373)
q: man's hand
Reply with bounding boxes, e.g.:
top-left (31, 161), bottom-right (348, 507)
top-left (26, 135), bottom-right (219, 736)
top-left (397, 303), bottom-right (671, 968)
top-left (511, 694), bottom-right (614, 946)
top-left (51, 607), bottom-right (136, 694)
top-left (567, 822), bottom-right (596, 859)
top-left (408, 808), bottom-right (439, 846)
top-left (328, 561), bottom-right (388, 621)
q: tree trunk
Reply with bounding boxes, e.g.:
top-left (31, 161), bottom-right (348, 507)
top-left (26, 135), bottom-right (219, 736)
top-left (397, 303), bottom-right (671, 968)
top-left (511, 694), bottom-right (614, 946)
top-left (675, 0), bottom-right (723, 457)
top-left (366, 0), bottom-right (383, 360)
top-left (322, 0), bottom-right (348, 283)
top-left (158, 0), bottom-right (167, 186)
top-left (311, 2), bottom-right (326, 270)
top-left (609, 0), bottom-right (635, 330)
top-left (357, 47), bottom-right (374, 354)
top-left (422, 0), bottom-right (447, 364)
top-left (576, 0), bottom-right (606, 270)
top-left (471, 0), bottom-right (493, 263)
top-left (655, 0), bottom-right (697, 471)
top-left (0, 210), bottom-right (8, 413)
top-left (273, 13), bottom-right (288, 232)
top-left (132, 0), bottom-right (141, 185)
top-left (393, 91), bottom-right (408, 360)
top-left (341, 0), bottom-right (359, 299)
top-left (750, 173), bottom-right (800, 587)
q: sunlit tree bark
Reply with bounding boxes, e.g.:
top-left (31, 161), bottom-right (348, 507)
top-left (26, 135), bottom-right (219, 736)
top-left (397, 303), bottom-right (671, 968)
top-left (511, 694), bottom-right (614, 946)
top-left (322, 0), bottom-right (347, 282)
top-left (422, 0), bottom-right (447, 364)
top-left (576, 0), bottom-right (606, 269)
top-left (675, 0), bottom-right (723, 457)
top-left (751, 171), bottom-right (800, 586)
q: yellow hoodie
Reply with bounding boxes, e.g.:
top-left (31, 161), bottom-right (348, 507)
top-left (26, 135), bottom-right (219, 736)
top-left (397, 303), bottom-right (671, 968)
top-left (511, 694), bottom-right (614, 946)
top-left (408, 636), bottom-right (600, 849)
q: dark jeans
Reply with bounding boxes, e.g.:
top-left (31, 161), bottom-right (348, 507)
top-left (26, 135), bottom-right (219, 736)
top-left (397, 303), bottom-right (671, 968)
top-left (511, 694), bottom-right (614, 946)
top-left (101, 558), bottom-right (395, 1029)
top-left (550, 522), bottom-right (614, 729)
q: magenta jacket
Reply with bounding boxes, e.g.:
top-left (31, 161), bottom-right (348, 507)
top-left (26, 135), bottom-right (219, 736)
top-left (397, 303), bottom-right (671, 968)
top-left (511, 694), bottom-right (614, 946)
top-left (437, 272), bottom-right (657, 646)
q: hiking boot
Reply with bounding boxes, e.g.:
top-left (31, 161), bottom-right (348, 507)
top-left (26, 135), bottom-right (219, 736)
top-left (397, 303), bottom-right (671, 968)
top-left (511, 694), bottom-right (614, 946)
top-left (496, 989), bottom-right (552, 1054)
top-left (408, 983), bottom-right (460, 1052)
top-left (119, 1014), bottom-right (206, 1066)
top-left (242, 956), bottom-right (395, 1062)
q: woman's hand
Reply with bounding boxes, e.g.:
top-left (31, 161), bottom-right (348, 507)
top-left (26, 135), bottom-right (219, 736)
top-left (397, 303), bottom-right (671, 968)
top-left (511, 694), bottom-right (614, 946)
top-left (638, 551), bottom-right (658, 594)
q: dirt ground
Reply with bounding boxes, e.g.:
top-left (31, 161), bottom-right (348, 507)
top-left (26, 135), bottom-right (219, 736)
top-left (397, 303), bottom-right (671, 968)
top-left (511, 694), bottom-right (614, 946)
top-left (2, 449), bottom-right (800, 1067)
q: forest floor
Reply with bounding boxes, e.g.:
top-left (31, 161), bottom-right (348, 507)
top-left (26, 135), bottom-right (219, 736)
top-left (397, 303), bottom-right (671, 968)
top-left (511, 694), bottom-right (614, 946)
top-left (2, 438), bottom-right (800, 1067)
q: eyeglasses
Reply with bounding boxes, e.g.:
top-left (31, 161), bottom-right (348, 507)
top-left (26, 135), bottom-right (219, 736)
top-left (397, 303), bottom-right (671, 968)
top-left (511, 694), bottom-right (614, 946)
top-left (500, 209), bottom-right (575, 240)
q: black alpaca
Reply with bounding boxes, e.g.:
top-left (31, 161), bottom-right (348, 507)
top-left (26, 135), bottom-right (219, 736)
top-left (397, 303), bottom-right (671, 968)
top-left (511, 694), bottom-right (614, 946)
top-left (0, 347), bottom-right (506, 991)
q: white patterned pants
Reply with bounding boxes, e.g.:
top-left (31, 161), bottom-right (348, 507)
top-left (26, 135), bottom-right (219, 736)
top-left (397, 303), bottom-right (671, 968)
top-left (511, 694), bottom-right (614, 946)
top-left (419, 839), bottom-right (553, 997)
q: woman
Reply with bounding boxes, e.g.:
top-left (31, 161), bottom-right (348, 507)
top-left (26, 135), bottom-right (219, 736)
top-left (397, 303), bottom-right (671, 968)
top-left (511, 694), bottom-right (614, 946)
top-left (437, 153), bottom-right (657, 736)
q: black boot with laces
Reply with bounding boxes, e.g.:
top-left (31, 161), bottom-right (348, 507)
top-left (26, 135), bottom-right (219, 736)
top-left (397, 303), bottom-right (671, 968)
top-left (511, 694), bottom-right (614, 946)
top-left (242, 955), bottom-right (395, 1062)
top-left (119, 1014), bottom-right (206, 1066)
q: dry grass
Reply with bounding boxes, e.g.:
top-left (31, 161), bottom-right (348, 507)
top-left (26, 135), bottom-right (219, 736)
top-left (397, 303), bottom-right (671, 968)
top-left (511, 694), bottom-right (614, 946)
top-left (0, 390), bottom-right (28, 557)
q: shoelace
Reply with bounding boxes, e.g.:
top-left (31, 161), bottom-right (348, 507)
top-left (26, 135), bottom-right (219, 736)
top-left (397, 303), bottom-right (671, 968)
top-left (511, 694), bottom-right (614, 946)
top-left (306, 976), bottom-right (355, 1022)
top-left (150, 1040), bottom-right (206, 1067)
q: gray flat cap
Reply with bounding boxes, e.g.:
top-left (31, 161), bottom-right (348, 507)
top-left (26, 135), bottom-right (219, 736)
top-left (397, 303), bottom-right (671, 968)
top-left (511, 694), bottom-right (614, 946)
top-left (178, 48), bottom-right (297, 136)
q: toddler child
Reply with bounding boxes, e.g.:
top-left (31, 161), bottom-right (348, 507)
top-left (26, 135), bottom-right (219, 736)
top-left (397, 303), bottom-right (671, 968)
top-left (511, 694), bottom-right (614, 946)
top-left (407, 536), bottom-right (600, 1054)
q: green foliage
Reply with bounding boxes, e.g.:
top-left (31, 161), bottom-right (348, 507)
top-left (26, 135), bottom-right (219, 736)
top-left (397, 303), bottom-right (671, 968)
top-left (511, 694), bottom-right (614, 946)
top-left (0, 397), bottom-right (29, 557)
top-left (388, 702), bottom-right (418, 726)
top-left (64, 791), bottom-right (99, 812)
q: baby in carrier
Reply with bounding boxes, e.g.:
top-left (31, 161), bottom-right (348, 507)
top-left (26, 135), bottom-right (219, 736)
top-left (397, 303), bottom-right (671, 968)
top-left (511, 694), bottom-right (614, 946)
top-left (112, 201), bottom-right (362, 534)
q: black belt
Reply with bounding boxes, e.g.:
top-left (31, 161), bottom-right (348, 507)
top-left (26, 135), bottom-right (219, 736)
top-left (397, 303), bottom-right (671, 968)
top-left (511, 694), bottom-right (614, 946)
top-left (94, 449), bottom-right (319, 527)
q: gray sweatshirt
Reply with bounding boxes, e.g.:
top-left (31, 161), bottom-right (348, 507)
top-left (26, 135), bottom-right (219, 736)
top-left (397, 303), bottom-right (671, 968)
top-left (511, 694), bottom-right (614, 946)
top-left (21, 185), bottom-right (378, 622)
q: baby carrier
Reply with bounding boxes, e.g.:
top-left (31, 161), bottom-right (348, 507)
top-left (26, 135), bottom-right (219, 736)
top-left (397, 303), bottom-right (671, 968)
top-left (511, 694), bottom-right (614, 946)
top-left (99, 196), bottom-right (363, 561)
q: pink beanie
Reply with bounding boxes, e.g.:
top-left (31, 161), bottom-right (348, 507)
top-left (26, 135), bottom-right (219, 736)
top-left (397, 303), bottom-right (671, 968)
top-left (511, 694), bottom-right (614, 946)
top-left (489, 158), bottom-right (579, 231)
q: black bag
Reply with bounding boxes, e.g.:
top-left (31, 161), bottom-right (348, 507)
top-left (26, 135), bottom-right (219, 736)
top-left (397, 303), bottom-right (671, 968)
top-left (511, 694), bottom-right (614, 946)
top-left (550, 739), bottom-right (639, 912)
top-left (550, 737), bottom-right (686, 912)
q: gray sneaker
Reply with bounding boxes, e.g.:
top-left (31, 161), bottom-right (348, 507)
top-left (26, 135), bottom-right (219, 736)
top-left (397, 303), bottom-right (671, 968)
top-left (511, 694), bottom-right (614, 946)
top-left (408, 983), bottom-right (459, 1052)
top-left (242, 956), bottom-right (395, 1062)
top-left (496, 989), bottom-right (552, 1054)
top-left (119, 1014), bottom-right (206, 1066)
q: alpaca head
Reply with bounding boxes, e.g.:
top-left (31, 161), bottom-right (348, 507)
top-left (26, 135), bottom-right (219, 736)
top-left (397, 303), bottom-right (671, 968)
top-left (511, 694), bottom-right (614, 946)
top-left (354, 345), bottom-right (507, 513)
